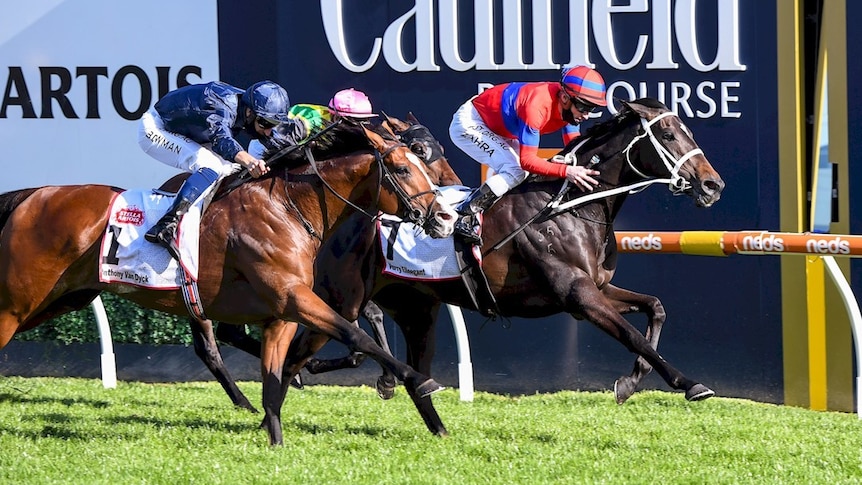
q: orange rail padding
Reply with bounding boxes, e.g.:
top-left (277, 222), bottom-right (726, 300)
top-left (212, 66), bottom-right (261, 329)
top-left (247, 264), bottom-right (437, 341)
top-left (615, 231), bottom-right (862, 257)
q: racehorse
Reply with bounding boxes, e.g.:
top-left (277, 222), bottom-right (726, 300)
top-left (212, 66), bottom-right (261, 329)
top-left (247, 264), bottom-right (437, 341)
top-left (184, 114), bottom-right (463, 412)
top-left (0, 122), bottom-right (456, 445)
top-left (291, 98), bottom-right (727, 404)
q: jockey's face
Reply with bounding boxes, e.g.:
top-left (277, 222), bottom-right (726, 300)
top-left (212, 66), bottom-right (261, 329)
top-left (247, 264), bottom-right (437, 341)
top-left (245, 108), bottom-right (275, 139)
top-left (559, 90), bottom-right (596, 125)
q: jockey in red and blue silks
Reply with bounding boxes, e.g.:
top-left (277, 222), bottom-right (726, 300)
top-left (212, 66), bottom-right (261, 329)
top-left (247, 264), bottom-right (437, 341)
top-left (137, 80), bottom-right (290, 258)
top-left (448, 65), bottom-right (608, 245)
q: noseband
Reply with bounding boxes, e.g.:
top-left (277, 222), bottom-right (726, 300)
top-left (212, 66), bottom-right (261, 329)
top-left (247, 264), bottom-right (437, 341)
top-left (374, 142), bottom-right (438, 224)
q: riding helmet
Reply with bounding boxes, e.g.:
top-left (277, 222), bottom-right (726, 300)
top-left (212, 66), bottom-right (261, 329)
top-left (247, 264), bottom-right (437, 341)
top-left (242, 80), bottom-right (291, 124)
top-left (560, 66), bottom-right (607, 107)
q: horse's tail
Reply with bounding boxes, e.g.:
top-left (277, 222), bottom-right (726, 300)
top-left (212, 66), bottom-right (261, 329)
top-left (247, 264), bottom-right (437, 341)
top-left (0, 188), bottom-right (38, 232)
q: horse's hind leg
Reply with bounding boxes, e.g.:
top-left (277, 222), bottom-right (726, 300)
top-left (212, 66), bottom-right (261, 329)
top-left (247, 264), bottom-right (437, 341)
top-left (216, 323), bottom-right (262, 358)
top-left (0, 312), bottom-right (22, 351)
top-left (600, 284), bottom-right (667, 404)
top-left (188, 318), bottom-right (258, 413)
top-left (574, 281), bottom-right (713, 403)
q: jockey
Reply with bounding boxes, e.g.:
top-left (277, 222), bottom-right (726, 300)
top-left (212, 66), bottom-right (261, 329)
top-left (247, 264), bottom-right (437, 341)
top-left (248, 88), bottom-right (378, 159)
top-left (138, 80), bottom-right (290, 257)
top-left (448, 65), bottom-right (607, 245)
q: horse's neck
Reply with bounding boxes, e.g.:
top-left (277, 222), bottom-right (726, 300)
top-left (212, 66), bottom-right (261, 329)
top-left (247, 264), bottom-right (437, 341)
top-left (291, 153), bottom-right (379, 238)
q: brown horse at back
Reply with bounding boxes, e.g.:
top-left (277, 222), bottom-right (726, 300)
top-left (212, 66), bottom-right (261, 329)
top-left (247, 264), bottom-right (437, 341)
top-left (0, 122), bottom-right (455, 445)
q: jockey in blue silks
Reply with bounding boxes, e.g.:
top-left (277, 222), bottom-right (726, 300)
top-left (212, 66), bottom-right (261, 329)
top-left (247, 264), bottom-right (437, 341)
top-left (137, 80), bottom-right (290, 258)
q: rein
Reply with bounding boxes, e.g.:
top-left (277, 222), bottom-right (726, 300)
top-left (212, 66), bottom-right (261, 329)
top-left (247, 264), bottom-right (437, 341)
top-left (219, 119), bottom-right (344, 197)
top-left (287, 140), bottom-right (435, 240)
top-left (488, 109), bottom-right (695, 252)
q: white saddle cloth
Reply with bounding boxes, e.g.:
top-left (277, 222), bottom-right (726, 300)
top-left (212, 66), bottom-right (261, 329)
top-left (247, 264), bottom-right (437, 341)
top-left (99, 189), bottom-right (203, 289)
top-left (378, 185), bottom-right (481, 281)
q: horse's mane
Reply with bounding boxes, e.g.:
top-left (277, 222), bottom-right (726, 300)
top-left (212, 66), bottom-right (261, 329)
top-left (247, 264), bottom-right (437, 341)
top-left (265, 119), bottom-right (395, 167)
top-left (574, 97), bottom-right (667, 154)
top-left (212, 120), bottom-right (399, 193)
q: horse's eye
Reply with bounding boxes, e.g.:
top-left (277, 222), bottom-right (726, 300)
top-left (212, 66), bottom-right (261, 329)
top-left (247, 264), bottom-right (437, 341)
top-left (410, 142), bottom-right (428, 160)
top-left (662, 132), bottom-right (675, 142)
top-left (395, 165), bottom-right (411, 176)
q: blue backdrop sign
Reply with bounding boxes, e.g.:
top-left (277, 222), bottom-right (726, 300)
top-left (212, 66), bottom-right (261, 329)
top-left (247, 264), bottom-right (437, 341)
top-left (213, 1), bottom-right (783, 401)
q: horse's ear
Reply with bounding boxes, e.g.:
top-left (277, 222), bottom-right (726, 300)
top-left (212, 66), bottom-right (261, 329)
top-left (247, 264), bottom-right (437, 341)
top-left (362, 124), bottom-right (385, 150)
top-left (616, 97), bottom-right (632, 112)
top-left (407, 112), bottom-right (419, 123)
top-left (621, 98), bottom-right (655, 119)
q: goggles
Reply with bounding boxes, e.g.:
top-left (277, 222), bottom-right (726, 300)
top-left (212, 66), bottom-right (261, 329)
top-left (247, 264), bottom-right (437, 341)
top-left (255, 116), bottom-right (278, 129)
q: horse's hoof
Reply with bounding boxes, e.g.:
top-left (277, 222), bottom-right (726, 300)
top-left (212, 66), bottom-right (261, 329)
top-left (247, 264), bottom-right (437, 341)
top-left (415, 378), bottom-right (445, 398)
top-left (305, 358), bottom-right (322, 375)
top-left (290, 373), bottom-right (304, 390)
top-left (238, 402), bottom-right (260, 414)
top-left (685, 383), bottom-right (715, 401)
top-left (613, 378), bottom-right (636, 404)
top-left (376, 377), bottom-right (396, 400)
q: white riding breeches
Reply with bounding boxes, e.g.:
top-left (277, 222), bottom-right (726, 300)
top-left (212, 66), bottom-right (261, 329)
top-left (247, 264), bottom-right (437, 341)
top-left (448, 100), bottom-right (529, 197)
top-left (138, 108), bottom-right (237, 178)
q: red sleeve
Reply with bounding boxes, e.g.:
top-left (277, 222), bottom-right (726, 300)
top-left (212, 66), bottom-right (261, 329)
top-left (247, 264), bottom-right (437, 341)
top-left (518, 145), bottom-right (567, 178)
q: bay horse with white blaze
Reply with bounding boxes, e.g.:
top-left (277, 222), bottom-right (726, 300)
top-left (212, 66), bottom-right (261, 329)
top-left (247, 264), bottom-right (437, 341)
top-left (184, 114), bottom-right (463, 412)
top-left (0, 122), bottom-right (456, 445)
top-left (296, 98), bottom-right (726, 404)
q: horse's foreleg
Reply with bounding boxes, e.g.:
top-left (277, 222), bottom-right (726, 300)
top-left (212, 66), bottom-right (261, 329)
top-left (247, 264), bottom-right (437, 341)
top-left (303, 300), bottom-right (397, 399)
top-left (259, 319), bottom-right (298, 446)
top-left (374, 294), bottom-right (440, 376)
top-left (362, 300), bottom-right (397, 399)
top-left (188, 318), bottom-right (258, 413)
top-left (574, 282), bottom-right (713, 403)
top-left (285, 285), bottom-right (447, 436)
top-left (600, 284), bottom-right (666, 404)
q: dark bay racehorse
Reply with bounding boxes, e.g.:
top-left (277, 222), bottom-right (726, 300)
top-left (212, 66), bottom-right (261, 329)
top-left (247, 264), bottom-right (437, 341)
top-left (0, 122), bottom-right (456, 445)
top-left (291, 98), bottom-right (726, 404)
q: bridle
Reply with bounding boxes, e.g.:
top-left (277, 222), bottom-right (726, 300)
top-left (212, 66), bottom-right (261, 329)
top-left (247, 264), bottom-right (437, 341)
top-left (395, 123), bottom-right (446, 165)
top-left (622, 111), bottom-right (701, 195)
top-left (301, 138), bottom-right (438, 226)
top-left (550, 109), bottom-right (702, 214)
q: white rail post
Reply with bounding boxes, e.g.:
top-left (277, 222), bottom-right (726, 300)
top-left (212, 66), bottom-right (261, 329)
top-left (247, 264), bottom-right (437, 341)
top-left (90, 296), bottom-right (117, 389)
top-left (821, 256), bottom-right (862, 418)
top-left (446, 304), bottom-right (474, 402)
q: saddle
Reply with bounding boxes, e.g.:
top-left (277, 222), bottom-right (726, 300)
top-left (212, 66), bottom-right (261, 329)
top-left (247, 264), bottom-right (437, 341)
top-left (453, 238), bottom-right (499, 318)
top-left (377, 185), bottom-right (500, 317)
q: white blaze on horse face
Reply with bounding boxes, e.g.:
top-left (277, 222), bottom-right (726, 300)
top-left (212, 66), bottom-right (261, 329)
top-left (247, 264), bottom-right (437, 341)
top-left (405, 151), bottom-right (458, 222)
top-left (405, 151), bottom-right (438, 189)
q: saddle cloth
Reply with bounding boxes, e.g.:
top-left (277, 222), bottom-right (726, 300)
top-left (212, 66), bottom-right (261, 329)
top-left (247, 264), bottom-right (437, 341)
top-left (378, 185), bottom-right (482, 281)
top-left (99, 189), bottom-right (203, 289)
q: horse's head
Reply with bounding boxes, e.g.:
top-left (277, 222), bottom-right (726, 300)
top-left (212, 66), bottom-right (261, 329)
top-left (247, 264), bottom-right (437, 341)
top-left (362, 125), bottom-right (456, 238)
top-left (618, 98), bottom-right (725, 207)
top-left (381, 113), bottom-right (462, 187)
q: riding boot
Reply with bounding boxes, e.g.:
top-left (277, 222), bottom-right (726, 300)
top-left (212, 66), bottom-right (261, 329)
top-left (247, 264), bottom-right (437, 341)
top-left (453, 183), bottom-right (501, 246)
top-left (145, 168), bottom-right (218, 259)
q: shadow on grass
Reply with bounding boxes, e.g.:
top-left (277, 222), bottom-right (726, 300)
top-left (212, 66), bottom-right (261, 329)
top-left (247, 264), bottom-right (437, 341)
top-left (0, 392), bottom-right (110, 408)
top-left (105, 414), bottom-right (257, 434)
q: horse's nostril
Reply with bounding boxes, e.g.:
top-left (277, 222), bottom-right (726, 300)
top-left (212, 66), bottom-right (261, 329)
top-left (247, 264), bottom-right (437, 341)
top-left (704, 179), bottom-right (723, 194)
